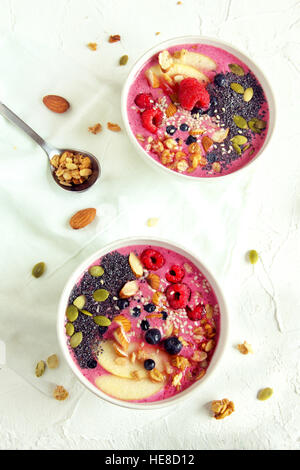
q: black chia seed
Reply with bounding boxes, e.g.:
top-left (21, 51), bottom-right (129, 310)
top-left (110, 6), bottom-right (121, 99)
top-left (67, 251), bottom-right (136, 368)
top-left (204, 71), bottom-right (268, 172)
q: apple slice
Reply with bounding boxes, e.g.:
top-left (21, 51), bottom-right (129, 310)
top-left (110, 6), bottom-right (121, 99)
top-left (173, 49), bottom-right (217, 72)
top-left (95, 374), bottom-right (164, 401)
top-left (145, 65), bottom-right (173, 88)
top-left (167, 63), bottom-right (209, 84)
top-left (97, 340), bottom-right (168, 379)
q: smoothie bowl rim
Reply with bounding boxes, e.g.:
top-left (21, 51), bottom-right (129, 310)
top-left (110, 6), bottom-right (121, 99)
top-left (121, 34), bottom-right (276, 182)
top-left (57, 236), bottom-right (229, 410)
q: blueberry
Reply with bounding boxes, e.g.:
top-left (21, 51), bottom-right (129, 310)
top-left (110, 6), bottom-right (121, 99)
top-left (180, 123), bottom-right (189, 132)
top-left (145, 328), bottom-right (161, 345)
top-left (141, 319), bottom-right (150, 331)
top-left (162, 311), bottom-right (168, 321)
top-left (206, 152), bottom-right (216, 163)
top-left (98, 325), bottom-right (108, 336)
top-left (144, 359), bottom-right (155, 371)
top-left (144, 303), bottom-right (156, 313)
top-left (214, 73), bottom-right (226, 87)
top-left (166, 125), bottom-right (177, 136)
top-left (186, 135), bottom-right (197, 146)
top-left (87, 358), bottom-right (97, 369)
top-left (117, 298), bottom-right (130, 310)
top-left (191, 106), bottom-right (205, 116)
top-left (164, 336), bottom-right (183, 355)
top-left (132, 306), bottom-right (141, 317)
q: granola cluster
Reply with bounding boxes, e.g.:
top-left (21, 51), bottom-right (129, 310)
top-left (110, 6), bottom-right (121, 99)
top-left (211, 398), bottom-right (235, 420)
top-left (50, 151), bottom-right (92, 187)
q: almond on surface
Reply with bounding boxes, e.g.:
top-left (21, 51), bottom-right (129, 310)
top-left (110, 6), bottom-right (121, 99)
top-left (69, 208), bottom-right (96, 229)
top-left (42, 95), bottom-right (70, 113)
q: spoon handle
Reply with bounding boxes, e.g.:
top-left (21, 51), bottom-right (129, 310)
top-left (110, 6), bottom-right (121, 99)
top-left (0, 102), bottom-right (54, 156)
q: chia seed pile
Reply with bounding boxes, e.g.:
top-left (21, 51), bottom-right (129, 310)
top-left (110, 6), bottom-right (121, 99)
top-left (68, 252), bottom-right (135, 368)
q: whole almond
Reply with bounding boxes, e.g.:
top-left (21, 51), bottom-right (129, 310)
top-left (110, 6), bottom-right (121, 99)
top-left (43, 95), bottom-right (70, 113)
top-left (69, 208), bottom-right (96, 229)
top-left (119, 280), bottom-right (138, 299)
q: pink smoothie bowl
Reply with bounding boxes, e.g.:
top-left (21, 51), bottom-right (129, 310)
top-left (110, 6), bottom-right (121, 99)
top-left (121, 35), bottom-right (276, 181)
top-left (57, 237), bottom-right (229, 410)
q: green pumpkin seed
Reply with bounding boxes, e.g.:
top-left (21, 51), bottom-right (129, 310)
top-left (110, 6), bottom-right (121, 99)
top-left (243, 87), bottom-right (253, 102)
top-left (229, 63), bottom-right (245, 76)
top-left (81, 309), bottom-right (93, 317)
top-left (119, 54), bottom-right (128, 66)
top-left (89, 265), bottom-right (104, 277)
top-left (32, 262), bottom-right (46, 278)
top-left (232, 143), bottom-right (242, 155)
top-left (249, 148), bottom-right (255, 156)
top-left (66, 305), bottom-right (78, 322)
top-left (243, 144), bottom-right (251, 152)
top-left (248, 119), bottom-right (261, 134)
top-left (231, 135), bottom-right (248, 146)
top-left (65, 322), bottom-right (75, 336)
top-left (233, 115), bottom-right (248, 129)
top-left (70, 332), bottom-right (83, 348)
top-left (257, 387), bottom-right (273, 401)
top-left (230, 82), bottom-right (244, 94)
top-left (93, 315), bottom-right (111, 326)
top-left (93, 289), bottom-right (110, 302)
top-left (248, 249), bottom-right (259, 264)
top-left (73, 295), bottom-right (86, 310)
top-left (35, 360), bottom-right (46, 377)
top-left (254, 119), bottom-right (267, 130)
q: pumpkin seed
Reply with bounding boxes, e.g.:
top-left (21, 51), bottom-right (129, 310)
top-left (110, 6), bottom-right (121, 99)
top-left (119, 54), bottom-right (128, 66)
top-left (70, 332), bottom-right (83, 348)
top-left (243, 144), bottom-right (251, 152)
top-left (257, 387), bottom-right (273, 401)
top-left (231, 135), bottom-right (248, 146)
top-left (243, 87), bottom-right (253, 102)
top-left (65, 322), bottom-right (74, 336)
top-left (233, 115), bottom-right (248, 129)
top-left (249, 148), bottom-right (255, 156)
top-left (93, 315), bottom-right (112, 326)
top-left (32, 262), bottom-right (45, 278)
top-left (230, 82), bottom-right (244, 94)
top-left (229, 63), bottom-right (245, 76)
top-left (248, 119), bottom-right (261, 134)
top-left (254, 119), bottom-right (267, 129)
top-left (73, 295), bottom-right (86, 310)
top-left (89, 265), bottom-right (104, 277)
top-left (232, 143), bottom-right (242, 155)
top-left (35, 360), bottom-right (46, 377)
top-left (248, 249), bottom-right (259, 264)
top-left (93, 289), bottom-right (109, 302)
top-left (66, 305), bottom-right (78, 322)
top-left (81, 309), bottom-right (93, 317)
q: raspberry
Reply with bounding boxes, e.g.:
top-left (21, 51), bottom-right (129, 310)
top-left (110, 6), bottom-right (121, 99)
top-left (166, 283), bottom-right (190, 310)
top-left (141, 249), bottom-right (165, 270)
top-left (141, 108), bottom-right (163, 133)
top-left (134, 93), bottom-right (155, 110)
top-left (186, 304), bottom-right (205, 321)
top-left (165, 265), bottom-right (185, 283)
top-left (178, 78), bottom-right (210, 111)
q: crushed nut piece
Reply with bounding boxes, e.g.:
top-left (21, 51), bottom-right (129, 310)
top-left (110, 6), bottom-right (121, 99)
top-left (211, 398), bottom-right (235, 419)
top-left (131, 370), bottom-right (144, 380)
top-left (237, 341), bottom-right (253, 354)
top-left (53, 385), bottom-right (69, 401)
top-left (191, 350), bottom-right (207, 362)
top-left (109, 34), bottom-right (121, 43)
top-left (136, 349), bottom-right (148, 361)
top-left (171, 356), bottom-right (190, 370)
top-left (87, 42), bottom-right (97, 51)
top-left (50, 151), bottom-right (92, 186)
top-left (46, 354), bottom-right (59, 369)
top-left (165, 103), bottom-right (177, 118)
top-left (172, 372), bottom-right (183, 387)
top-left (149, 368), bottom-right (165, 383)
top-left (152, 291), bottom-right (163, 306)
top-left (107, 122), bottom-right (121, 132)
top-left (88, 123), bottom-right (102, 134)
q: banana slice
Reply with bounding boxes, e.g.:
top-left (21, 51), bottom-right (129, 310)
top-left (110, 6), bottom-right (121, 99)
top-left (95, 374), bottom-right (164, 401)
top-left (173, 49), bottom-right (217, 72)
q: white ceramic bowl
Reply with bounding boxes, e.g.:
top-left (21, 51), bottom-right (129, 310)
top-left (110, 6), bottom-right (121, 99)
top-left (57, 237), bottom-right (229, 410)
top-left (121, 35), bottom-right (276, 181)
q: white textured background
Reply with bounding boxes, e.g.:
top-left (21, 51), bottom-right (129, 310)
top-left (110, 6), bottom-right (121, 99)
top-left (0, 0), bottom-right (299, 450)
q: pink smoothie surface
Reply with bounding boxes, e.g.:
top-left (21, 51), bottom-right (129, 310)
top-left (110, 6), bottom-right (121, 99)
top-left (126, 43), bottom-right (270, 177)
top-left (65, 245), bottom-right (221, 403)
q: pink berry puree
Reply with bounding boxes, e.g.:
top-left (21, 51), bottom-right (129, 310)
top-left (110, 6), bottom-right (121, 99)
top-left (65, 245), bottom-right (220, 403)
top-left (126, 42), bottom-right (269, 177)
